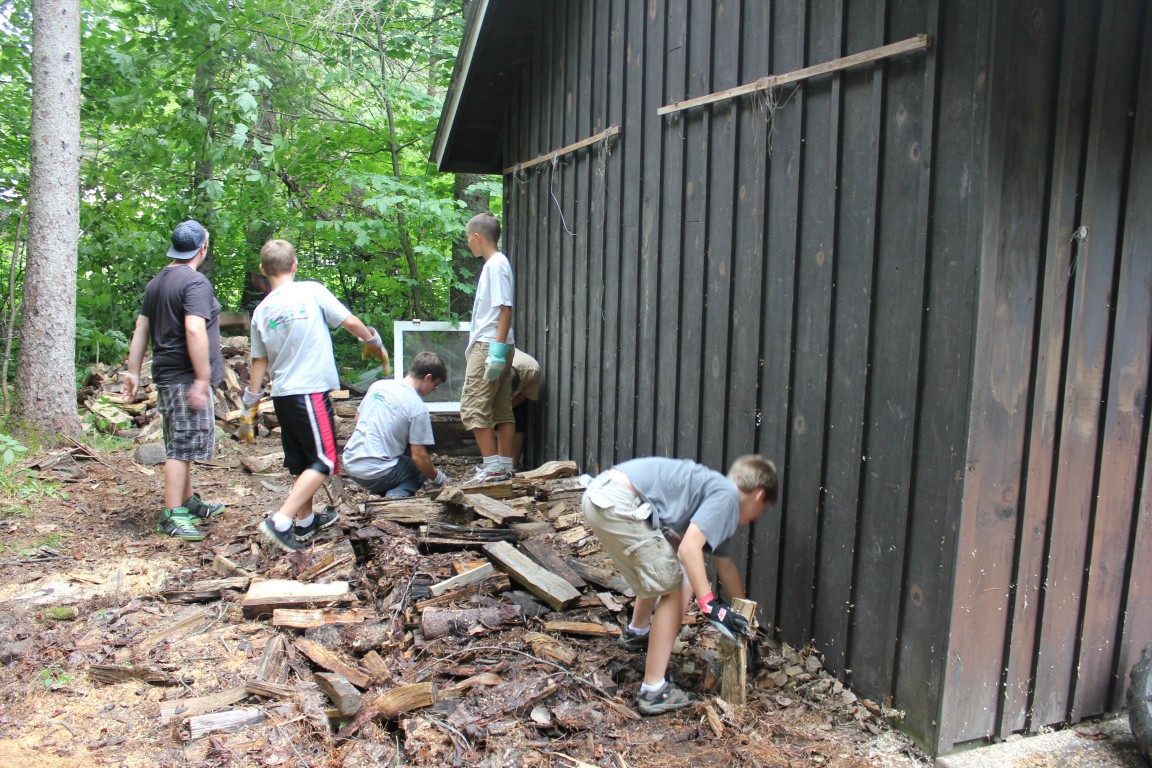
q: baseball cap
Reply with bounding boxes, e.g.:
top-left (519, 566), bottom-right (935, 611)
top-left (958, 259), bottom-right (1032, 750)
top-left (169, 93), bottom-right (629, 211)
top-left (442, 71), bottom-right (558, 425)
top-left (167, 220), bottom-right (208, 260)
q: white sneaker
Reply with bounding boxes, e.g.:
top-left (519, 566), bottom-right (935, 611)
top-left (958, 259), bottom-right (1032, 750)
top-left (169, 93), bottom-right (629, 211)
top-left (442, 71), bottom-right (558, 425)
top-left (462, 465), bottom-right (511, 486)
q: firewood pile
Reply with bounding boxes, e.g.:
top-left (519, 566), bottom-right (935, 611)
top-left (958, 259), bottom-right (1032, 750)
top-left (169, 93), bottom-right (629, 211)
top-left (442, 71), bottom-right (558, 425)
top-left (72, 458), bottom-right (907, 766)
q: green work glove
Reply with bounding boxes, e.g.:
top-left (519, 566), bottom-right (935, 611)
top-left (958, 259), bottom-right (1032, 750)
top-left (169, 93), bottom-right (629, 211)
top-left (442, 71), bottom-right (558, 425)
top-left (484, 341), bottom-right (510, 382)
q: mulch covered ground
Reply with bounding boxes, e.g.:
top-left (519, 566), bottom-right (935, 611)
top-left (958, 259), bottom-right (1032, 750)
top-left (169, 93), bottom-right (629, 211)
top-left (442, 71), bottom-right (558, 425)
top-left (0, 426), bottom-right (929, 768)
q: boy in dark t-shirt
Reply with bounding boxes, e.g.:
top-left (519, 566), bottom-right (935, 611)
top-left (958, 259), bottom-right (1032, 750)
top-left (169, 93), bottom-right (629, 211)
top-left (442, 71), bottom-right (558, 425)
top-left (125, 220), bottom-right (226, 541)
top-left (582, 455), bottom-right (777, 715)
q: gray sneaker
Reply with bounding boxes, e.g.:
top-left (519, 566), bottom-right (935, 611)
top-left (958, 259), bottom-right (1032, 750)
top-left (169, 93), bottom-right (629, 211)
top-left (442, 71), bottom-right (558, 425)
top-left (636, 680), bottom-right (696, 716)
top-left (618, 627), bottom-right (650, 651)
top-left (294, 507), bottom-right (340, 543)
top-left (260, 518), bottom-right (300, 552)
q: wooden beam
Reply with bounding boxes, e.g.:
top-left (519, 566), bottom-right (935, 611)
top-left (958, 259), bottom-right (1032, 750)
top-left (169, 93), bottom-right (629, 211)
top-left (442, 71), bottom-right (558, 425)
top-left (503, 125), bottom-right (620, 175)
top-left (658, 34), bottom-right (931, 116)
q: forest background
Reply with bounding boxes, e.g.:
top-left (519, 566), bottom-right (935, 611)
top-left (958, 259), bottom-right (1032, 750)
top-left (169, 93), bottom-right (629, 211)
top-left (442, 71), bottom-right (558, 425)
top-left (0, 0), bottom-right (495, 427)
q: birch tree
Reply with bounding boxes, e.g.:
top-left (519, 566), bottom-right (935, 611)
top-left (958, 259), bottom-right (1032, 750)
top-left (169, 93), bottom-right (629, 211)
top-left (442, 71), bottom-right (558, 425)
top-left (15, 0), bottom-right (82, 437)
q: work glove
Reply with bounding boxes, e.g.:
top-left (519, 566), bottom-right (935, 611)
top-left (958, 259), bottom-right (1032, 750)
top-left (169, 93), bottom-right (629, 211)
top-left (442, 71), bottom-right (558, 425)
top-left (241, 388), bottom-right (262, 409)
top-left (697, 592), bottom-right (752, 641)
top-left (238, 388), bottom-right (262, 444)
top-left (360, 327), bottom-right (392, 376)
top-left (430, 469), bottom-right (448, 488)
top-left (484, 341), bottom-right (510, 382)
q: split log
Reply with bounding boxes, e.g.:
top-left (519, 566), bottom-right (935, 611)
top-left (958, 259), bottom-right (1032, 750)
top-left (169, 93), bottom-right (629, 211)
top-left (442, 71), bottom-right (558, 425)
top-left (418, 522), bottom-right (518, 549)
top-left (519, 539), bottom-right (587, 589)
top-left (414, 574), bottom-right (511, 610)
top-left (483, 541), bottom-right (581, 610)
top-left (541, 621), bottom-right (618, 638)
top-left (160, 687), bottom-right (248, 724)
top-left (135, 605), bottom-right (210, 654)
top-left (438, 481), bottom-right (513, 500)
top-left (429, 562), bottom-right (495, 596)
top-left (89, 663), bottom-right (176, 686)
top-left (514, 460), bottom-right (578, 482)
top-left (564, 558), bottom-right (634, 597)
top-left (524, 631), bottom-right (577, 666)
top-left (160, 576), bottom-right (250, 603)
top-left (240, 452), bottom-right (285, 474)
top-left (272, 607), bottom-right (375, 629)
top-left (421, 605), bottom-right (522, 639)
top-left (719, 598), bottom-right (758, 707)
top-left (241, 579), bottom-right (353, 617)
top-left (453, 492), bottom-right (526, 524)
top-left (315, 672), bottom-right (362, 716)
top-left (552, 511), bottom-right (585, 531)
top-left (335, 682), bottom-right (436, 740)
top-left (293, 637), bottom-right (372, 690)
top-left (244, 679), bottom-right (296, 699)
top-left (254, 634), bottom-right (290, 685)
top-left (364, 498), bottom-right (466, 525)
top-left (360, 651), bottom-right (393, 685)
top-left (187, 708), bottom-right (267, 740)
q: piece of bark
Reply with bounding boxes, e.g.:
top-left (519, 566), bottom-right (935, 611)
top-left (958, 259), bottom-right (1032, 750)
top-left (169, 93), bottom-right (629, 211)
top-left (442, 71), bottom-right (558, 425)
top-left (418, 523), bottom-right (519, 550)
top-left (135, 605), bottom-right (210, 654)
top-left (89, 663), bottom-right (176, 686)
top-left (719, 598), bottom-right (758, 707)
top-left (519, 539), bottom-right (587, 589)
top-left (161, 576), bottom-right (250, 603)
top-left (552, 511), bottom-right (585, 531)
top-left (596, 592), bottom-right (627, 612)
top-left (272, 607), bottom-right (375, 629)
top-left (484, 541), bottom-right (581, 610)
top-left (564, 558), bottom-right (634, 597)
top-left (461, 493), bottom-right (527, 524)
top-left (293, 637), bottom-right (372, 690)
top-left (557, 525), bottom-right (591, 545)
top-left (414, 574), bottom-right (511, 610)
top-left (514, 460), bottom-right (578, 481)
top-left (241, 579), bottom-right (353, 617)
top-left (360, 651), bottom-right (393, 685)
top-left (212, 554), bottom-right (249, 577)
top-left (524, 631), bottom-right (577, 666)
top-left (160, 687), bottom-right (249, 724)
top-left (254, 634), bottom-right (290, 685)
top-left (314, 672), bottom-right (362, 716)
top-left (542, 621), bottom-right (619, 638)
top-left (421, 605), bottom-right (522, 639)
top-left (240, 452), bottom-right (285, 474)
top-left (187, 708), bottom-right (268, 740)
top-left (429, 562), bottom-right (496, 596)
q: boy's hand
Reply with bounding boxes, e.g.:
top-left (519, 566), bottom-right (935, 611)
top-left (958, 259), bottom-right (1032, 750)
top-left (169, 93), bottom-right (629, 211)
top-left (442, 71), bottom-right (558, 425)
top-left (485, 341), bottom-right (510, 381)
top-left (360, 328), bottom-right (391, 375)
top-left (697, 592), bottom-right (752, 640)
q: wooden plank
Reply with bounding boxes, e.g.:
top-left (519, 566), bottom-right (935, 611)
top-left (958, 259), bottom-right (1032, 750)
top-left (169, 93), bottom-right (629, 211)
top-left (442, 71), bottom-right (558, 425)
top-left (187, 708), bottom-right (267, 740)
top-left (657, 35), bottom-right (930, 115)
top-left (462, 492), bottom-right (527, 524)
top-left (271, 607), bottom-right (375, 630)
top-left (541, 621), bottom-right (617, 638)
top-left (135, 605), bottom-right (209, 654)
top-left (364, 497), bottom-right (461, 525)
top-left (89, 663), bottom-right (176, 686)
top-left (519, 538), bottom-right (587, 589)
top-left (293, 637), bottom-right (372, 690)
top-left (429, 562), bottom-right (496, 596)
top-left (160, 686), bottom-right (248, 724)
top-left (160, 576), bottom-right (250, 603)
top-left (483, 540), bottom-right (581, 610)
top-left (241, 579), bottom-right (353, 616)
top-left (314, 672), bottom-right (362, 717)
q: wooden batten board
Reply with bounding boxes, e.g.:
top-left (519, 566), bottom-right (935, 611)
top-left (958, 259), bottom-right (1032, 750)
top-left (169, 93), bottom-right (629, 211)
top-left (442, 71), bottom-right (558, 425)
top-left (272, 607), bottom-right (375, 629)
top-left (503, 125), bottom-right (621, 176)
top-left (483, 541), bottom-right (581, 610)
top-left (241, 579), bottom-right (353, 616)
top-left (657, 34), bottom-right (930, 116)
top-left (187, 708), bottom-right (267, 740)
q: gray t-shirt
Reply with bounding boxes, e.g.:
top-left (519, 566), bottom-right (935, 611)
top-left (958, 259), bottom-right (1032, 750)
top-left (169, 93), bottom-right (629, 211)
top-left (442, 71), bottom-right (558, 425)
top-left (616, 457), bottom-right (739, 556)
top-left (342, 379), bottom-right (434, 480)
top-left (250, 281), bottom-right (351, 396)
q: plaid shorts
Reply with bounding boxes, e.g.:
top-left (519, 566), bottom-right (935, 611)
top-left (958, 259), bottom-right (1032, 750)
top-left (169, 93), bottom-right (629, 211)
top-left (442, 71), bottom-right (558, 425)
top-left (157, 383), bottom-right (216, 462)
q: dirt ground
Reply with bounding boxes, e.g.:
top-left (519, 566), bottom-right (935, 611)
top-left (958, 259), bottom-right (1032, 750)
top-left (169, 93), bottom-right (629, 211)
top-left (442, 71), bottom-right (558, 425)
top-left (0, 428), bottom-right (931, 768)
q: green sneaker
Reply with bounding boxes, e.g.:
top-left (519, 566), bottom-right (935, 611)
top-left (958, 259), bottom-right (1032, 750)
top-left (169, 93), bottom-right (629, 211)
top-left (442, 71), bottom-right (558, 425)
top-left (157, 508), bottom-right (204, 541)
top-left (184, 493), bottom-right (224, 519)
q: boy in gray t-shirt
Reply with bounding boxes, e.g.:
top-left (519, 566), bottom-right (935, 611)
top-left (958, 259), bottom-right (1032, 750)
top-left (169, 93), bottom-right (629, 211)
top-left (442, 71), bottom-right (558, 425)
top-left (581, 455), bottom-right (778, 716)
top-left (343, 352), bottom-right (449, 499)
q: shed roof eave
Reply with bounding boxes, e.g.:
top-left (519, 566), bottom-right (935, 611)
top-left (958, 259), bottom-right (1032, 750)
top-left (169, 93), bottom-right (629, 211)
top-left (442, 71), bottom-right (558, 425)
top-left (431, 0), bottom-right (491, 172)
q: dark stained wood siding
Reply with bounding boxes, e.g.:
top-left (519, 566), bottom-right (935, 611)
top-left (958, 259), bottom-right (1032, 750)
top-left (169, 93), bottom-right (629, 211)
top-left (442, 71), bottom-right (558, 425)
top-left (491, 0), bottom-right (1152, 755)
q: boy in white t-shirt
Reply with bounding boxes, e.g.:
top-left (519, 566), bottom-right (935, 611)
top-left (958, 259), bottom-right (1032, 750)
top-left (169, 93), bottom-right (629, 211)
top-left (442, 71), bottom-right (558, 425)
top-left (459, 212), bottom-right (517, 485)
top-left (243, 239), bottom-right (386, 552)
top-left (343, 352), bottom-right (449, 499)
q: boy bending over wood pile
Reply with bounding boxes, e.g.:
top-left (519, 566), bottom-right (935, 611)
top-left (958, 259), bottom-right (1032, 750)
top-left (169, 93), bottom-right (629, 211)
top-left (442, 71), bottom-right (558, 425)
top-left (581, 455), bottom-right (777, 715)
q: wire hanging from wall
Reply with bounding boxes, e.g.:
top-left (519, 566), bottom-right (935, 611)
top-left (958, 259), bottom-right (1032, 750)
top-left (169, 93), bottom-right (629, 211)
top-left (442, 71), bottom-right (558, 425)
top-left (549, 157), bottom-right (577, 236)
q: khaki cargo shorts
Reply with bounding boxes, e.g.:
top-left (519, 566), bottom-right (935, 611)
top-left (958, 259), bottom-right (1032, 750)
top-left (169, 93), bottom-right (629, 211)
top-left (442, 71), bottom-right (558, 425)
top-left (460, 342), bottom-right (515, 430)
top-left (581, 473), bottom-right (685, 599)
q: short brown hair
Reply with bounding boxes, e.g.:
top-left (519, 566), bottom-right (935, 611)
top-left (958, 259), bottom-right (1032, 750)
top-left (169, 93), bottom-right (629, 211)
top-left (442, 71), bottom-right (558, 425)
top-left (466, 212), bottom-right (501, 246)
top-left (409, 351), bottom-right (447, 383)
top-left (260, 239), bottom-right (297, 277)
top-left (727, 455), bottom-right (778, 504)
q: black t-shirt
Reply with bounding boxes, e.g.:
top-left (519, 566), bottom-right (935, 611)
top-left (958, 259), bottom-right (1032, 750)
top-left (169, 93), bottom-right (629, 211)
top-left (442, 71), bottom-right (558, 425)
top-left (141, 265), bottom-right (224, 386)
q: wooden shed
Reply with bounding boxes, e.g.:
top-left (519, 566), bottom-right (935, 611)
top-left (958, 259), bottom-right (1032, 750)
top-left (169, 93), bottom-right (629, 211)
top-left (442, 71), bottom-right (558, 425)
top-left (432, 0), bottom-right (1152, 755)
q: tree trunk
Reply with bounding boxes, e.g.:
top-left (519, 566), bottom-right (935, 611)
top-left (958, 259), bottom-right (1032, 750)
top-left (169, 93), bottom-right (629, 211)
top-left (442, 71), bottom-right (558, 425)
top-left (193, 55), bottom-right (216, 277)
top-left (16, 0), bottom-right (82, 439)
top-left (451, 172), bottom-right (488, 317)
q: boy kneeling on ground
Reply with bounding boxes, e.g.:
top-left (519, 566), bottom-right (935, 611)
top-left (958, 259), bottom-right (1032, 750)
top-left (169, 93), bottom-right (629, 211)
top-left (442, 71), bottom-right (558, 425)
top-left (581, 455), bottom-right (777, 715)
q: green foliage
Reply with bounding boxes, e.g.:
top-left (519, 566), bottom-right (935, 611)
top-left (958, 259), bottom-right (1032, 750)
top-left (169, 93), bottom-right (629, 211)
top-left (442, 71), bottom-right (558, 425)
top-left (37, 665), bottom-right (73, 688)
top-left (0, 431), bottom-right (26, 467)
top-left (0, 432), bottom-right (67, 517)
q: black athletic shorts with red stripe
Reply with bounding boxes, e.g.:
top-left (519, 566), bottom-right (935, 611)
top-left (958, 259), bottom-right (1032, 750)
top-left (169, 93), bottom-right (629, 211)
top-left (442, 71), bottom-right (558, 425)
top-left (272, 392), bottom-right (339, 476)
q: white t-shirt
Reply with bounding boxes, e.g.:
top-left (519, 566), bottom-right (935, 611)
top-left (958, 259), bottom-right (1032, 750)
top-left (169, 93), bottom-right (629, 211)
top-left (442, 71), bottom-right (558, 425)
top-left (467, 251), bottom-right (515, 354)
top-left (250, 280), bottom-right (351, 396)
top-left (342, 379), bottom-right (435, 479)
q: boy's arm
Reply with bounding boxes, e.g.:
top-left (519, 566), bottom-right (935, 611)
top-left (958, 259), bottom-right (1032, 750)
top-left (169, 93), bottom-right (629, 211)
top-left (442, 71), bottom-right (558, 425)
top-left (184, 314), bottom-right (212, 410)
top-left (409, 444), bottom-right (444, 484)
top-left (340, 314), bottom-right (374, 342)
top-left (495, 305), bottom-right (512, 343)
top-left (124, 315), bottom-right (151, 400)
top-left (714, 556), bottom-right (746, 600)
top-left (247, 357), bottom-right (270, 396)
top-left (677, 523), bottom-right (714, 601)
